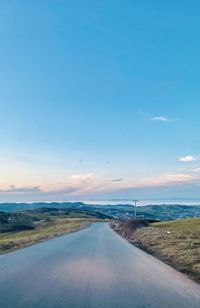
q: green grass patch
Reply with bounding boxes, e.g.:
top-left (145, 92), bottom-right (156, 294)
top-left (153, 218), bottom-right (200, 231)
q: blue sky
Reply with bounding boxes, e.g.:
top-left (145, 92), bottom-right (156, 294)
top-left (0, 1), bottom-right (200, 202)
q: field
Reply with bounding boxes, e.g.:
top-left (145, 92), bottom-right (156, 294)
top-left (150, 219), bottom-right (200, 279)
top-left (0, 208), bottom-right (110, 254)
top-left (112, 218), bottom-right (200, 283)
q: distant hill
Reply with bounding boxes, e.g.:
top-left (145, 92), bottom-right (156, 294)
top-left (0, 202), bottom-right (200, 221)
top-left (136, 204), bottom-right (200, 221)
top-left (0, 202), bottom-right (85, 212)
top-left (0, 207), bottom-right (111, 233)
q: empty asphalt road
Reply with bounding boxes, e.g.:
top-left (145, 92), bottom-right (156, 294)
top-left (0, 223), bottom-right (200, 308)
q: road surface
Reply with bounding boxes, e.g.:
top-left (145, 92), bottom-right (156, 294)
top-left (0, 223), bottom-right (200, 308)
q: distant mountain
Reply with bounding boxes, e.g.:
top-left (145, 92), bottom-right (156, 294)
top-left (0, 202), bottom-right (200, 221)
top-left (0, 202), bottom-right (85, 212)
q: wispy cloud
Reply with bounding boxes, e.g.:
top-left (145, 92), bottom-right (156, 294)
top-left (179, 155), bottom-right (197, 162)
top-left (70, 173), bottom-right (95, 182)
top-left (151, 116), bottom-right (169, 122)
top-left (0, 185), bottom-right (41, 194)
top-left (1, 170), bottom-right (200, 202)
top-left (111, 178), bottom-right (123, 182)
top-left (151, 116), bottom-right (179, 122)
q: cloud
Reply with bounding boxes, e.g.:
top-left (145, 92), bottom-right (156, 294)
top-left (193, 167), bottom-right (200, 173)
top-left (139, 111), bottom-right (177, 123)
top-left (110, 173), bottom-right (195, 191)
top-left (0, 185), bottom-right (42, 194)
top-left (70, 173), bottom-right (95, 181)
top-left (151, 116), bottom-right (179, 122)
top-left (0, 184), bottom-right (80, 196)
top-left (111, 178), bottom-right (123, 182)
top-left (179, 156), bottom-right (197, 162)
top-left (1, 169), bottom-right (200, 202)
top-left (97, 177), bottom-right (200, 199)
top-left (151, 116), bottom-right (170, 122)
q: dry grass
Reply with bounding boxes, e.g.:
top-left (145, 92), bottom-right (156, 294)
top-left (112, 218), bottom-right (200, 283)
top-left (0, 218), bottom-right (97, 254)
top-left (150, 219), bottom-right (200, 280)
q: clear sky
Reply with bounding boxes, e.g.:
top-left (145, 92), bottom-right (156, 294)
top-left (0, 1), bottom-right (200, 202)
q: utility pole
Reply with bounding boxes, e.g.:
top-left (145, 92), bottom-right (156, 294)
top-left (132, 200), bottom-right (139, 219)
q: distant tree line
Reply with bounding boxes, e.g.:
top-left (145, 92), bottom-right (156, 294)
top-left (0, 212), bottom-right (35, 232)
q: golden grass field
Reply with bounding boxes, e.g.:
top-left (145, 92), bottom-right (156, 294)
top-left (150, 218), bottom-right (200, 278)
top-left (0, 217), bottom-right (98, 254)
top-left (112, 218), bottom-right (200, 283)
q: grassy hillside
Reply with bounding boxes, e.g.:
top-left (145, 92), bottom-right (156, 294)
top-left (112, 218), bottom-right (200, 283)
top-left (0, 207), bottom-right (111, 254)
top-left (151, 219), bottom-right (200, 280)
top-left (137, 204), bottom-right (200, 220)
